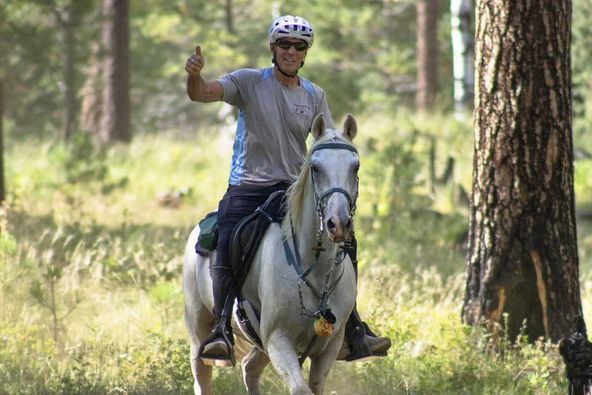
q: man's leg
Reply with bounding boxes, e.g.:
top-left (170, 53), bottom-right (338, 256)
top-left (198, 183), bottom-right (290, 366)
top-left (339, 233), bottom-right (392, 362)
top-left (198, 198), bottom-right (239, 366)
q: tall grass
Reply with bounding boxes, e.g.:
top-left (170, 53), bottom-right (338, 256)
top-left (1, 115), bottom-right (588, 394)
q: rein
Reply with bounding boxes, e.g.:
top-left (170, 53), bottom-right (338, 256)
top-left (282, 217), bottom-right (347, 301)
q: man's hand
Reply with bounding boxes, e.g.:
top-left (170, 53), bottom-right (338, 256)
top-left (185, 45), bottom-right (223, 102)
top-left (185, 45), bottom-right (204, 77)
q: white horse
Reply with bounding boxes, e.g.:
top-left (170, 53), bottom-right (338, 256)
top-left (183, 113), bottom-right (360, 395)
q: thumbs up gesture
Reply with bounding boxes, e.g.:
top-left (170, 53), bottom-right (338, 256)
top-left (185, 45), bottom-right (205, 77)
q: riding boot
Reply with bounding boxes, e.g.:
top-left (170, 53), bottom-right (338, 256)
top-left (338, 234), bottom-right (392, 362)
top-left (198, 266), bottom-right (237, 367)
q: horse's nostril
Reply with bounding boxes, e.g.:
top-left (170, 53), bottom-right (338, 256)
top-left (327, 218), bottom-right (336, 232)
top-left (345, 217), bottom-right (352, 230)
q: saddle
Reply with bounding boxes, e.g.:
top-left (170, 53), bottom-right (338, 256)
top-left (230, 190), bottom-right (286, 285)
top-left (195, 190), bottom-right (287, 284)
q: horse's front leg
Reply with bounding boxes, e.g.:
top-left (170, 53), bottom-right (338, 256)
top-left (242, 347), bottom-right (270, 395)
top-left (266, 330), bottom-right (312, 395)
top-left (308, 335), bottom-right (343, 395)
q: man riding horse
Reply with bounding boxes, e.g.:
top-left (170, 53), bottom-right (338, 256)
top-left (184, 14), bottom-right (391, 366)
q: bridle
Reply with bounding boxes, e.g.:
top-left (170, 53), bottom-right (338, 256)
top-left (309, 142), bottom-right (360, 229)
top-left (281, 140), bottom-right (360, 366)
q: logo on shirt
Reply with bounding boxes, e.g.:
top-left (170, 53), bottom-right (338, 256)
top-left (294, 104), bottom-right (312, 120)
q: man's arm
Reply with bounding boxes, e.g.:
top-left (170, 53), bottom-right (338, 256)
top-left (186, 75), bottom-right (223, 103)
top-left (185, 45), bottom-right (224, 103)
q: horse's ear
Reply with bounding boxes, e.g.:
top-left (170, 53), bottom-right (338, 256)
top-left (343, 114), bottom-right (357, 141)
top-left (311, 113), bottom-right (326, 140)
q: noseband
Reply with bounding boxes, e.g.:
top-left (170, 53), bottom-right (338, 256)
top-left (309, 142), bottom-right (359, 225)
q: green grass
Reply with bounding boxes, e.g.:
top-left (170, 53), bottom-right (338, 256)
top-left (1, 115), bottom-right (587, 394)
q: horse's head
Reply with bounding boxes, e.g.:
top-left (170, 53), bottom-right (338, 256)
top-left (309, 113), bottom-right (359, 243)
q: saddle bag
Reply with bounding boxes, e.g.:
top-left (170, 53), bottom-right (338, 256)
top-left (197, 211), bottom-right (218, 251)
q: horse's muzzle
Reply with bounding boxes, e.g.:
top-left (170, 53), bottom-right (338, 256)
top-left (325, 210), bottom-right (353, 243)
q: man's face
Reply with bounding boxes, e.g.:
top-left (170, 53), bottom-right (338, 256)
top-left (272, 38), bottom-right (308, 74)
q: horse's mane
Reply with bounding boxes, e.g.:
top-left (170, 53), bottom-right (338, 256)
top-left (281, 129), bottom-right (355, 236)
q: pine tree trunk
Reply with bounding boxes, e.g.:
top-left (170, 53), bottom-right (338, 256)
top-left (462, 0), bottom-right (579, 342)
top-left (100, 0), bottom-right (130, 143)
top-left (224, 0), bottom-right (234, 34)
top-left (416, 0), bottom-right (439, 112)
top-left (61, 1), bottom-right (77, 141)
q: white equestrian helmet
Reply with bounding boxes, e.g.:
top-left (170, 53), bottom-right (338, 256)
top-left (268, 15), bottom-right (314, 48)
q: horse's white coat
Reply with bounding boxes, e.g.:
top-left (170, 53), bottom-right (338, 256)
top-left (183, 114), bottom-right (360, 395)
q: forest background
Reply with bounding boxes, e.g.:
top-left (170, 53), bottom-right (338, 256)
top-left (2, 0), bottom-right (592, 394)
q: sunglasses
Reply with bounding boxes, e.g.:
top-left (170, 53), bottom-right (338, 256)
top-left (275, 39), bottom-right (308, 52)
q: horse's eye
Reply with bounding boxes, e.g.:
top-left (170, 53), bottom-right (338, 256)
top-left (353, 163), bottom-right (360, 173)
top-left (311, 164), bottom-right (320, 174)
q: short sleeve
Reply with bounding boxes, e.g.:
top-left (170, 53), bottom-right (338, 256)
top-left (218, 70), bottom-right (244, 108)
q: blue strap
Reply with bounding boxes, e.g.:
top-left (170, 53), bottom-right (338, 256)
top-left (282, 236), bottom-right (302, 276)
top-left (282, 218), bottom-right (323, 299)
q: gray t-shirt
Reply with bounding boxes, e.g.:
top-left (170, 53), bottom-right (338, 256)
top-left (219, 67), bottom-right (334, 186)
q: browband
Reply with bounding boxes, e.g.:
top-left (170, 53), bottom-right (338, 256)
top-left (311, 142), bottom-right (358, 155)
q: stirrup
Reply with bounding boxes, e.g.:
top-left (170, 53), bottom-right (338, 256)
top-left (198, 326), bottom-right (236, 367)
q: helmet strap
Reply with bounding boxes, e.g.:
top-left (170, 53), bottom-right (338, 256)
top-left (271, 52), bottom-right (303, 78)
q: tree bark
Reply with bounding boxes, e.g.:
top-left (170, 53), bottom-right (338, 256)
top-left (416, 0), bottom-right (439, 112)
top-left (462, 0), bottom-right (579, 342)
top-left (100, 0), bottom-right (130, 143)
